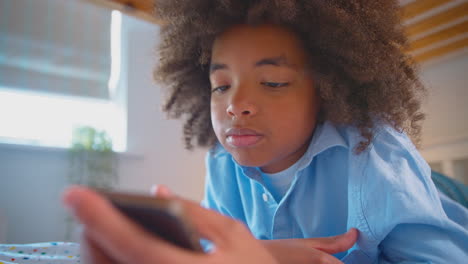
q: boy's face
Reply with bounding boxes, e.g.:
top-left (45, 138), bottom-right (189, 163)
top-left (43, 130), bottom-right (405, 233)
top-left (210, 24), bottom-right (320, 173)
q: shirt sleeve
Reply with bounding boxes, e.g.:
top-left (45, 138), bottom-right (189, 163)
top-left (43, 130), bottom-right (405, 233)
top-left (201, 150), bottom-right (229, 214)
top-left (359, 129), bottom-right (468, 263)
top-left (199, 150), bottom-right (233, 253)
top-left (377, 223), bottom-right (467, 263)
top-left (201, 149), bottom-right (246, 222)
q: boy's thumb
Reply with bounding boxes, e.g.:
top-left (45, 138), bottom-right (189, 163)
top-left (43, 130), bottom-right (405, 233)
top-left (302, 228), bottom-right (359, 254)
top-left (149, 184), bottom-right (173, 198)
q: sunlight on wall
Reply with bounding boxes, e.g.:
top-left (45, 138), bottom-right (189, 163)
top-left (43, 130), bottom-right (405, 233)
top-left (0, 89), bottom-right (126, 151)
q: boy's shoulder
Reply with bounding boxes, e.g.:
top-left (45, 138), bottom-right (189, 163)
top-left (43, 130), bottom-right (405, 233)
top-left (333, 121), bottom-right (424, 169)
top-left (352, 122), bottom-right (431, 185)
top-left (340, 122), bottom-right (438, 212)
top-left (346, 125), bottom-right (446, 243)
top-left (334, 121), bottom-right (416, 153)
top-left (371, 124), bottom-right (419, 153)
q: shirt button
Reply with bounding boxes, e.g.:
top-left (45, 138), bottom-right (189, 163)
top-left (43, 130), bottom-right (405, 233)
top-left (262, 193), bottom-right (269, 202)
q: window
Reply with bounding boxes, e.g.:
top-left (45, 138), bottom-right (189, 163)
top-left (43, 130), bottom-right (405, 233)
top-left (0, 0), bottom-right (127, 151)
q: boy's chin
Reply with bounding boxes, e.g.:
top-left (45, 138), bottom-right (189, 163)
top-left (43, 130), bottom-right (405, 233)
top-left (230, 152), bottom-right (267, 168)
top-left (219, 141), bottom-right (272, 168)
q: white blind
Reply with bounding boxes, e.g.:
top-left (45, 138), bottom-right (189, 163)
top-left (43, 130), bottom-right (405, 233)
top-left (0, 0), bottom-right (112, 99)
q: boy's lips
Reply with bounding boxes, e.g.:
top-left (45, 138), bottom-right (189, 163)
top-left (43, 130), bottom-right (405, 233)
top-left (225, 128), bottom-right (263, 147)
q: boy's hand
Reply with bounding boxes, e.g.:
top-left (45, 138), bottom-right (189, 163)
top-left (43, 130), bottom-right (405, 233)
top-left (261, 229), bottom-right (358, 264)
top-left (150, 184), bottom-right (358, 263)
top-left (63, 186), bottom-right (356, 264)
top-left (64, 186), bottom-right (278, 264)
top-left (150, 184), bottom-right (359, 264)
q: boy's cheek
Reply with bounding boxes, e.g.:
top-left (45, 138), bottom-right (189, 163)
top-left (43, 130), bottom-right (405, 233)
top-left (210, 124), bottom-right (225, 145)
top-left (210, 109), bottom-right (226, 133)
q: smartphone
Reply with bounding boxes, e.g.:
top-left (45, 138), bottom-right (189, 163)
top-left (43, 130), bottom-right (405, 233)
top-left (97, 189), bottom-right (203, 252)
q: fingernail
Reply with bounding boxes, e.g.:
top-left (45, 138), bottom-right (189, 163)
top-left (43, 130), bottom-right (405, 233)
top-left (62, 187), bottom-right (82, 209)
top-left (150, 184), bottom-right (159, 196)
top-left (347, 228), bottom-right (359, 237)
top-left (150, 184), bottom-right (173, 198)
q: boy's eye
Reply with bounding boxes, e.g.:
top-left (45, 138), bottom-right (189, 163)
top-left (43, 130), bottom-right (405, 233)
top-left (261, 82), bottom-right (289, 88)
top-left (212, 85), bottom-right (230, 93)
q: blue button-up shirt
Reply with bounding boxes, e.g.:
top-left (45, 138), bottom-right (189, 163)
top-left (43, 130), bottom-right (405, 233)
top-left (202, 121), bottom-right (468, 263)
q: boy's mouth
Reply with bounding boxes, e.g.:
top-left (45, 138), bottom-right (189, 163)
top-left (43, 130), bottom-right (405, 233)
top-left (225, 128), bottom-right (263, 148)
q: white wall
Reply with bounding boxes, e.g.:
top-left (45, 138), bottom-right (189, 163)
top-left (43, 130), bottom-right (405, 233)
top-left (418, 51), bottom-right (468, 183)
top-left (0, 13), bottom-right (206, 243)
top-left (118, 15), bottom-right (207, 198)
top-left (419, 51), bottom-right (468, 148)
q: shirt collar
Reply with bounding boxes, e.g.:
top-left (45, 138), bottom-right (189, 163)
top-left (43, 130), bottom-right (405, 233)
top-left (214, 121), bottom-right (349, 179)
top-left (295, 121), bottom-right (348, 171)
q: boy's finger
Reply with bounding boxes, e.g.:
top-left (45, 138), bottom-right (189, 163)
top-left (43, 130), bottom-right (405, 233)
top-left (263, 240), bottom-right (344, 264)
top-left (150, 184), bottom-right (173, 198)
top-left (80, 231), bottom-right (116, 264)
top-left (298, 228), bottom-right (359, 254)
top-left (148, 187), bottom-right (237, 246)
top-left (62, 186), bottom-right (199, 263)
top-left (266, 228), bottom-right (358, 256)
top-left (172, 196), bottom-right (251, 248)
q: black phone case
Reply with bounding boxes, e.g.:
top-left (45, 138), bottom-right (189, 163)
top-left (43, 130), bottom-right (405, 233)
top-left (99, 190), bottom-right (203, 252)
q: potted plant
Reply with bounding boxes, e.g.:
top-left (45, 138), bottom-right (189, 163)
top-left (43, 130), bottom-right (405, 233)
top-left (65, 126), bottom-right (119, 240)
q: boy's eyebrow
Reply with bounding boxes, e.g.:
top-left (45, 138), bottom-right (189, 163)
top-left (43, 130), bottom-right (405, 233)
top-left (210, 63), bottom-right (227, 74)
top-left (255, 56), bottom-right (293, 68)
top-left (210, 55), bottom-right (295, 74)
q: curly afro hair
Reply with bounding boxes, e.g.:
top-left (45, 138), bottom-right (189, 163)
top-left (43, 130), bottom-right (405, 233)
top-left (154, 0), bottom-right (425, 153)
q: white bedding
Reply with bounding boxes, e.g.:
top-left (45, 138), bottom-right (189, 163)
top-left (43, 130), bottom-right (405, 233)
top-left (0, 242), bottom-right (80, 264)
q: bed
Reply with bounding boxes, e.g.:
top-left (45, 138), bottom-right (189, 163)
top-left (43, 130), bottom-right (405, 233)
top-left (0, 242), bottom-right (80, 264)
top-left (0, 171), bottom-right (465, 264)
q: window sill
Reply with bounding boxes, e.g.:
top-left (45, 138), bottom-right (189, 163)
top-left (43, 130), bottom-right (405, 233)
top-left (0, 142), bottom-right (143, 160)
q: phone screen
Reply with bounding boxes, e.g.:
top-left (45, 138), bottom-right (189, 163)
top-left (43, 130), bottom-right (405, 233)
top-left (98, 190), bottom-right (203, 252)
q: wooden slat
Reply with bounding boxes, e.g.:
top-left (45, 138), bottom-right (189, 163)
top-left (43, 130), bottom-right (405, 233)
top-left (401, 0), bottom-right (453, 20)
top-left (413, 37), bottom-right (468, 62)
top-left (405, 2), bottom-right (468, 38)
top-left (408, 20), bottom-right (468, 51)
top-left (109, 0), bottom-right (154, 13)
top-left (83, 0), bottom-right (162, 24)
top-left (86, 0), bottom-right (467, 63)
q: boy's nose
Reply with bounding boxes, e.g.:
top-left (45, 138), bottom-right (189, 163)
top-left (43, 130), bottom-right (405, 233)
top-left (226, 104), bottom-right (255, 117)
top-left (226, 97), bottom-right (257, 118)
top-left (225, 84), bottom-right (258, 118)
